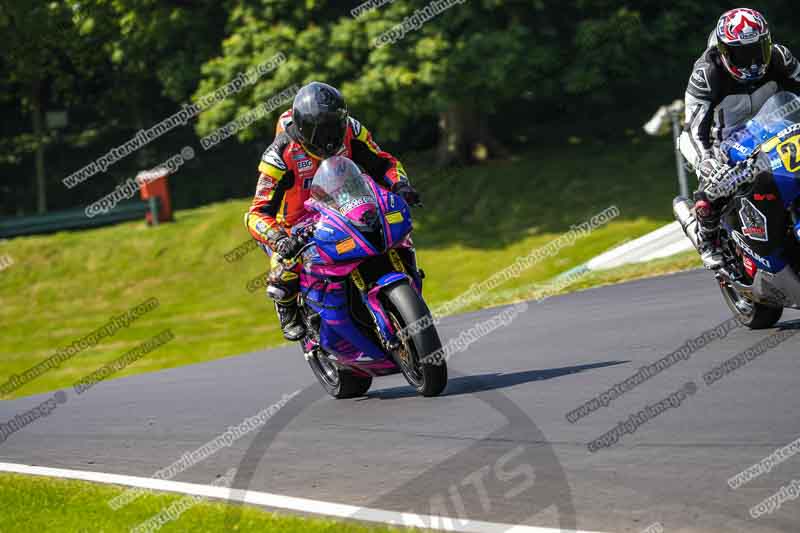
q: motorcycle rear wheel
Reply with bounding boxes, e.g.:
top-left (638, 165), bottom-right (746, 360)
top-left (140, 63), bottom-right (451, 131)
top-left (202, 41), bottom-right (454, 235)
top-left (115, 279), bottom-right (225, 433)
top-left (719, 281), bottom-right (783, 329)
top-left (307, 349), bottom-right (373, 399)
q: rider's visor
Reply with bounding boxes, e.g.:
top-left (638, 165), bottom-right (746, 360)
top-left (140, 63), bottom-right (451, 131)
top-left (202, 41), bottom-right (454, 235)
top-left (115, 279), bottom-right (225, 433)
top-left (303, 111), bottom-right (347, 159)
top-left (723, 39), bottom-right (772, 72)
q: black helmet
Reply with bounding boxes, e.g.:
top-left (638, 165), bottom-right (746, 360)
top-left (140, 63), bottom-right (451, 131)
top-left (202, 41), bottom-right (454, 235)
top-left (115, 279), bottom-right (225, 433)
top-left (291, 82), bottom-right (348, 159)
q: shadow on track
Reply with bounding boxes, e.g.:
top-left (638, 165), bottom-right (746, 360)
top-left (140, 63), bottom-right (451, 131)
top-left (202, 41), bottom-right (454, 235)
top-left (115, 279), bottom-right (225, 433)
top-left (366, 360), bottom-right (629, 399)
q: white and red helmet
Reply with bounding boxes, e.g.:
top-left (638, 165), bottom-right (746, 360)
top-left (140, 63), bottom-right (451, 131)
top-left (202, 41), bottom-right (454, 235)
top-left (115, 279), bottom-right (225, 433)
top-left (715, 8), bottom-right (773, 82)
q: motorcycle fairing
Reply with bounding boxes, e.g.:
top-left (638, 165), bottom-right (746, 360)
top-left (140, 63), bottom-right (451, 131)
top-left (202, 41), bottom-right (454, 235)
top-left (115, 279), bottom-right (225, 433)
top-left (298, 178), bottom-right (418, 376)
top-left (301, 278), bottom-right (398, 373)
top-left (298, 202), bottom-right (392, 367)
top-left (760, 135), bottom-right (800, 209)
top-left (729, 229), bottom-right (786, 272)
top-left (365, 179), bottom-right (413, 249)
top-left (309, 205), bottom-right (380, 264)
top-left (722, 156), bottom-right (796, 274)
top-left (723, 95), bottom-right (800, 209)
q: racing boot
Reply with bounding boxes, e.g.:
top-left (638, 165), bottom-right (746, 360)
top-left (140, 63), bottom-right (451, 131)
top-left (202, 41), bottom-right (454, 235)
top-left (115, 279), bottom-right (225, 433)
top-left (274, 298), bottom-right (306, 341)
top-left (694, 197), bottom-right (724, 270)
top-left (267, 262), bottom-right (306, 341)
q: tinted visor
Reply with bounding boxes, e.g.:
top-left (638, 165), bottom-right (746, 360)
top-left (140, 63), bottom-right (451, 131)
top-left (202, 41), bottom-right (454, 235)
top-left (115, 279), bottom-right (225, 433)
top-left (723, 39), bottom-right (772, 70)
top-left (305, 111), bottom-right (347, 159)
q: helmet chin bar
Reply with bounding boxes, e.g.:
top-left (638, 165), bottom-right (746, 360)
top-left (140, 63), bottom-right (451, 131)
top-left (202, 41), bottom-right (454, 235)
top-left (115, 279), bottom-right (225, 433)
top-left (721, 54), bottom-right (767, 82)
top-left (301, 142), bottom-right (344, 160)
top-left (301, 143), bottom-right (323, 160)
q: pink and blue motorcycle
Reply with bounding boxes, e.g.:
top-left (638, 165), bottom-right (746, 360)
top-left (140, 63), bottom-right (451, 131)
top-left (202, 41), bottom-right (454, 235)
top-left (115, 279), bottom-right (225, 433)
top-left (283, 156), bottom-right (447, 398)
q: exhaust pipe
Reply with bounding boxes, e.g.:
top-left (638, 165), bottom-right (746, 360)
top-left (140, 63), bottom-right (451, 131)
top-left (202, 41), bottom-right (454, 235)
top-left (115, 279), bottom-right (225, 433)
top-left (673, 196), bottom-right (700, 252)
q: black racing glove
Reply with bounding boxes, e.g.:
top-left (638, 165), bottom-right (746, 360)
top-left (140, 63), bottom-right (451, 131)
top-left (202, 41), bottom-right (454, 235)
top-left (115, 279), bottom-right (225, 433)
top-left (391, 181), bottom-right (422, 207)
top-left (275, 234), bottom-right (305, 259)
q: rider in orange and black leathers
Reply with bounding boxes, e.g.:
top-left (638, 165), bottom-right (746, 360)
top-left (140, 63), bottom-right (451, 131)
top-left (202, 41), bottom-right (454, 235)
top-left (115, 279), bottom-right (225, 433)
top-left (245, 82), bottom-right (420, 341)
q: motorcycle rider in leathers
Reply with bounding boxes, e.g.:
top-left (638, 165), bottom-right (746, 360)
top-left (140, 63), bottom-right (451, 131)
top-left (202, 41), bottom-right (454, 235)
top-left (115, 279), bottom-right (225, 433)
top-left (681, 8), bottom-right (800, 269)
top-left (245, 82), bottom-right (421, 341)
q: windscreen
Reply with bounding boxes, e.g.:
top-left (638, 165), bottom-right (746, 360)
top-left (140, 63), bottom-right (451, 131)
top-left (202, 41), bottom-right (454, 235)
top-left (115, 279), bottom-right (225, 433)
top-left (742, 92), bottom-right (800, 144)
top-left (721, 92), bottom-right (800, 162)
top-left (310, 156), bottom-right (377, 217)
top-left (751, 92), bottom-right (800, 133)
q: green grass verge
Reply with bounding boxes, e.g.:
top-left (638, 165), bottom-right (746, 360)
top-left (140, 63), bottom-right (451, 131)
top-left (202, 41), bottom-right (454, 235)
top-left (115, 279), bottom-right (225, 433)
top-left (0, 473), bottom-right (412, 532)
top-left (0, 139), bottom-right (692, 399)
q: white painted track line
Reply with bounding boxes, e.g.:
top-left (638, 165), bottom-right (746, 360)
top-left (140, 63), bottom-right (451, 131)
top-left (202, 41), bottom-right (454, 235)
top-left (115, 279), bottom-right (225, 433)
top-left (0, 462), bottom-right (609, 533)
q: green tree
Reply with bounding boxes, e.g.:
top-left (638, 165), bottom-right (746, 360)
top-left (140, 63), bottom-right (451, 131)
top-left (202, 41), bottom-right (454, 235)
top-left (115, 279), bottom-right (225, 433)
top-left (194, 0), bottom-right (563, 165)
top-left (0, 0), bottom-right (232, 214)
top-left (0, 1), bottom-right (87, 212)
top-left (68, 0), bottom-right (230, 163)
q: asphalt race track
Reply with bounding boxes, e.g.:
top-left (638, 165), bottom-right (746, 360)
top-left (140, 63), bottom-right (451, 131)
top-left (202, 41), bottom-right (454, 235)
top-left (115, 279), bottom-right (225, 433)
top-left (2, 269), bottom-right (800, 532)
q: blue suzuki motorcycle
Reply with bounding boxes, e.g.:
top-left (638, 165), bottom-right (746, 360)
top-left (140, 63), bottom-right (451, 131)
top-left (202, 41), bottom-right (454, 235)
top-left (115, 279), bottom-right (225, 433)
top-left (675, 91), bottom-right (800, 328)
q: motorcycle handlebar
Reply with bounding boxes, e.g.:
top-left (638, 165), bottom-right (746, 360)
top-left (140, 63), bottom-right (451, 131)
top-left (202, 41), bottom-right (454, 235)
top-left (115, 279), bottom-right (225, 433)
top-left (278, 241), bottom-right (315, 265)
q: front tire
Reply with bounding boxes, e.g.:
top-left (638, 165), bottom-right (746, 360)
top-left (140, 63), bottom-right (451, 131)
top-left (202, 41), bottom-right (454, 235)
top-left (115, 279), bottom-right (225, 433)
top-left (383, 281), bottom-right (447, 397)
top-left (307, 350), bottom-right (372, 399)
top-left (719, 282), bottom-right (783, 329)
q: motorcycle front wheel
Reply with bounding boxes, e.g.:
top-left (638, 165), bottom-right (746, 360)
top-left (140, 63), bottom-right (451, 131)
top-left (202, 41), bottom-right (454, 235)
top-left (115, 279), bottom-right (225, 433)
top-left (383, 281), bottom-right (447, 397)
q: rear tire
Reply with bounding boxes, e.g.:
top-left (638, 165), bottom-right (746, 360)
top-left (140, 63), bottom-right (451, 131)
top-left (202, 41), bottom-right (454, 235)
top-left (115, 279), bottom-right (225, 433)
top-left (307, 350), bottom-right (372, 399)
top-left (383, 282), bottom-right (447, 397)
top-left (719, 282), bottom-right (783, 329)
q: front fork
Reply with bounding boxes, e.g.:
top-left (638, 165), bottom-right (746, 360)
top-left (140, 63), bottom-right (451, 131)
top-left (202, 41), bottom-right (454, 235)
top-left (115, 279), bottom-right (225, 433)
top-left (790, 201), bottom-right (800, 242)
top-left (350, 248), bottom-right (421, 351)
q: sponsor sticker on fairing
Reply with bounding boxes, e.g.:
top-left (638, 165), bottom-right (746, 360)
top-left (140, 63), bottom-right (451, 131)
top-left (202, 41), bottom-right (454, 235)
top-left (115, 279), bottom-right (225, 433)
top-left (340, 196), bottom-right (373, 215)
top-left (336, 238), bottom-right (356, 254)
top-left (732, 231), bottom-right (772, 268)
top-left (731, 142), bottom-right (750, 154)
top-left (739, 198), bottom-right (769, 242)
top-left (777, 124), bottom-right (800, 139)
top-left (777, 135), bottom-right (800, 172)
top-left (385, 211), bottom-right (404, 224)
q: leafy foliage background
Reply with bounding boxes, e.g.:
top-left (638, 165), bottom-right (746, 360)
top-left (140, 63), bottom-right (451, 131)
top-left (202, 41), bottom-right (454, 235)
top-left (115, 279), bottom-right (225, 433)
top-left (1, 0), bottom-right (796, 215)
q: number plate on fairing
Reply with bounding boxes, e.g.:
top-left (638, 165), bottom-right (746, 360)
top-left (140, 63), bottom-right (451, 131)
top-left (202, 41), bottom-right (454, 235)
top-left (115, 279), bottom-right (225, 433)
top-left (777, 134), bottom-right (800, 172)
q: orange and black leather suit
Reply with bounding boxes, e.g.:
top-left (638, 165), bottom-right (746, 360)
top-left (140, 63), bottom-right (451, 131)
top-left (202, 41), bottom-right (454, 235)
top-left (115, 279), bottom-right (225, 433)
top-left (245, 109), bottom-right (409, 293)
